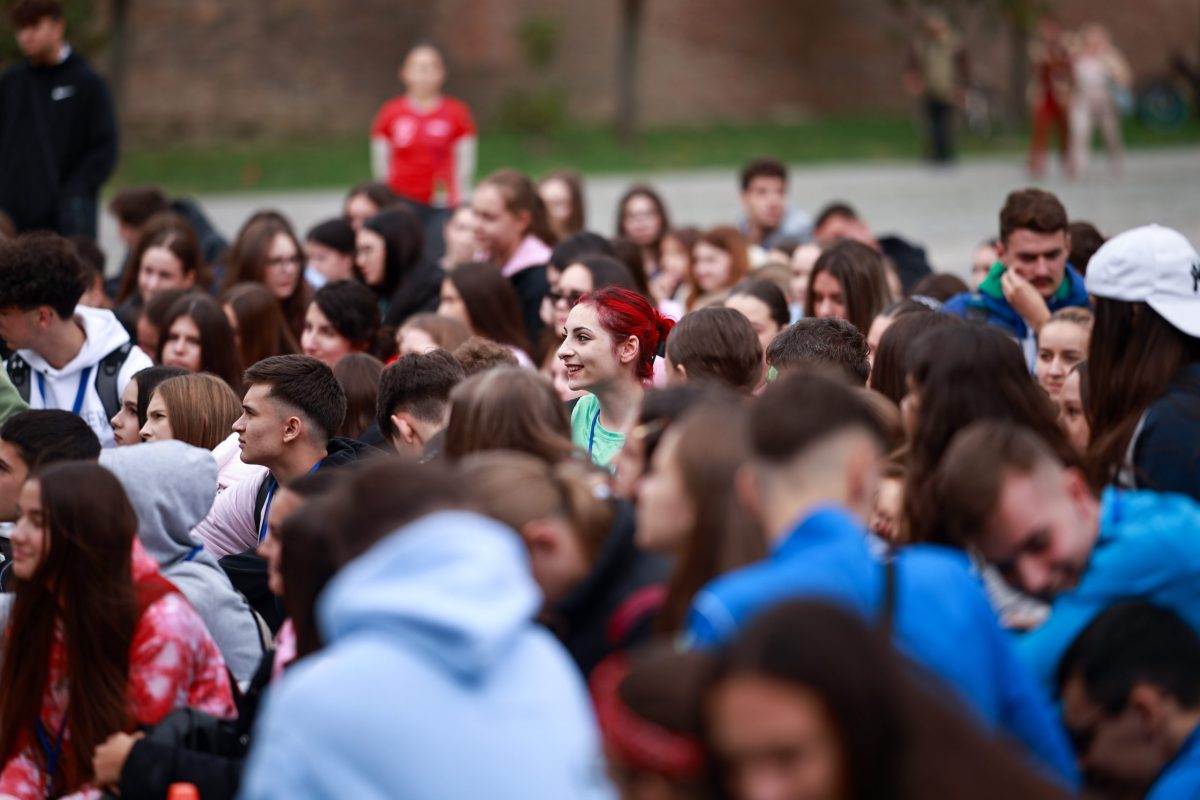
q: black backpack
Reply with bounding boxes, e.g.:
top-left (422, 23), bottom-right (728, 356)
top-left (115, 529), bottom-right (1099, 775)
top-left (6, 341), bottom-right (133, 422)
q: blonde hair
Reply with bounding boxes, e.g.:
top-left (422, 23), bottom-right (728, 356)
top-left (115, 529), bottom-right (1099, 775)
top-left (153, 373), bottom-right (242, 451)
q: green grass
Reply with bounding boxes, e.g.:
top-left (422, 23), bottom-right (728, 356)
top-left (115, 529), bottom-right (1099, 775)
top-left (110, 115), bottom-right (1200, 196)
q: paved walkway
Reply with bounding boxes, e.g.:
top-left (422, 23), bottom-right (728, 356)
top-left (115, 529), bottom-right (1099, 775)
top-left (100, 146), bottom-right (1200, 279)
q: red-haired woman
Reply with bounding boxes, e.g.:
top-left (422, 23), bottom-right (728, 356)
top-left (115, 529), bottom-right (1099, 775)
top-left (0, 462), bottom-right (235, 799)
top-left (557, 287), bottom-right (674, 468)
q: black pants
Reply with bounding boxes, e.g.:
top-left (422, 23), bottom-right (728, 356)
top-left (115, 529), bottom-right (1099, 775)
top-left (925, 97), bottom-right (956, 163)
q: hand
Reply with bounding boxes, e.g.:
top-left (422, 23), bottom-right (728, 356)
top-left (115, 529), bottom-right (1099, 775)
top-left (1000, 269), bottom-right (1052, 332)
top-left (92, 731), bottom-right (143, 788)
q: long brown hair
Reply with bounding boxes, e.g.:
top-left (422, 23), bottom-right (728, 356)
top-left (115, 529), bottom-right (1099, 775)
top-left (222, 282), bottom-right (300, 369)
top-left (686, 227), bottom-right (751, 311)
top-left (539, 169), bottom-right (586, 238)
top-left (446, 262), bottom-right (532, 354)
top-left (221, 218), bottom-right (313, 340)
top-left (904, 324), bottom-right (1078, 544)
top-left (443, 367), bottom-right (578, 464)
top-left (156, 293), bottom-right (244, 394)
top-left (805, 239), bottom-right (893, 335)
top-left (1085, 298), bottom-right (1200, 490)
top-left (0, 463), bottom-right (140, 794)
top-left (332, 353), bottom-right (384, 439)
top-left (657, 402), bottom-right (766, 635)
top-left (153, 372), bottom-right (242, 450)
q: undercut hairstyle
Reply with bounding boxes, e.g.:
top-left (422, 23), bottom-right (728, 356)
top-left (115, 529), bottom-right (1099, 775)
top-left (804, 239), bottom-right (892, 334)
top-left (766, 317), bottom-right (871, 385)
top-left (243, 355), bottom-right (347, 443)
top-left (152, 373), bottom-right (242, 451)
top-left (999, 188), bottom-right (1068, 243)
top-left (311, 280), bottom-right (381, 350)
top-left (739, 157), bottom-right (788, 190)
top-left (933, 421), bottom-right (1062, 547)
top-left (11, 0), bottom-right (63, 26)
top-left (1057, 601), bottom-right (1200, 713)
top-left (0, 410), bottom-right (100, 470)
top-left (108, 186), bottom-right (170, 228)
top-left (751, 370), bottom-right (888, 465)
top-left (377, 349), bottom-right (465, 438)
top-left (666, 307), bottom-right (762, 393)
top-left (0, 232), bottom-right (87, 318)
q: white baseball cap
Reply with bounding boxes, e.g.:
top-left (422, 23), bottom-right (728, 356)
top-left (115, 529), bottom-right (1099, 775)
top-left (1086, 224), bottom-right (1200, 337)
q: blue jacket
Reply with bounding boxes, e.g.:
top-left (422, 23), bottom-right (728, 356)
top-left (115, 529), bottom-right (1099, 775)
top-left (1020, 489), bottom-right (1200, 692)
top-left (239, 511), bottom-right (614, 800)
top-left (687, 506), bottom-right (1078, 786)
top-left (1148, 725), bottom-right (1200, 799)
top-left (942, 261), bottom-right (1090, 369)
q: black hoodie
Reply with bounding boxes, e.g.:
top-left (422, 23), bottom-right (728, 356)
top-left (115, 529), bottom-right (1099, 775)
top-left (0, 50), bottom-right (117, 234)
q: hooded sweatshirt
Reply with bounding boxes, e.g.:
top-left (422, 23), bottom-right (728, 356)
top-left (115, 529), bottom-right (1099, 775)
top-left (101, 441), bottom-right (265, 689)
top-left (13, 305), bottom-right (152, 447)
top-left (239, 511), bottom-right (615, 800)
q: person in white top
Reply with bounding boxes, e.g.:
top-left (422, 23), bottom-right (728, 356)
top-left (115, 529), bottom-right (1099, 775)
top-left (0, 233), bottom-right (152, 447)
top-left (1069, 23), bottom-right (1131, 176)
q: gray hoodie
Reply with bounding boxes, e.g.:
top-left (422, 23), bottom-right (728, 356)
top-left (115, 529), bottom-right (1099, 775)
top-left (101, 440), bottom-right (264, 688)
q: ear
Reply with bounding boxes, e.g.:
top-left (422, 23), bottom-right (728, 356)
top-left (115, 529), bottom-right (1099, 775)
top-left (1061, 466), bottom-right (1092, 506)
top-left (668, 359), bottom-right (687, 385)
top-left (845, 439), bottom-right (880, 518)
top-left (520, 518), bottom-right (561, 557)
top-left (391, 413), bottom-right (419, 446)
top-left (617, 334), bottom-right (641, 367)
top-left (182, 272), bottom-right (196, 289)
top-left (515, 208), bottom-right (532, 232)
top-left (1128, 683), bottom-right (1170, 738)
top-left (281, 414), bottom-right (305, 445)
top-left (994, 239), bottom-right (1008, 263)
top-left (37, 306), bottom-right (55, 328)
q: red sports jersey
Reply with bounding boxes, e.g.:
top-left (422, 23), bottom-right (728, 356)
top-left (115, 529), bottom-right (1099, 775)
top-left (371, 95), bottom-right (476, 206)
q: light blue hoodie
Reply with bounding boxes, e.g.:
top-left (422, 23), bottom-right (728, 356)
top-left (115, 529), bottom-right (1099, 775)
top-left (239, 510), bottom-right (614, 800)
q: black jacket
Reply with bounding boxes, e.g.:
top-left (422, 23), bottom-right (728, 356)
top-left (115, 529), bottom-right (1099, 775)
top-left (545, 500), bottom-right (669, 676)
top-left (0, 50), bottom-right (117, 235)
top-left (382, 256), bottom-right (443, 328)
top-left (510, 265), bottom-right (550, 350)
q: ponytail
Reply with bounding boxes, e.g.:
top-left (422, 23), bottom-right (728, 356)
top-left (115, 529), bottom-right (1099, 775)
top-left (581, 287), bottom-right (675, 381)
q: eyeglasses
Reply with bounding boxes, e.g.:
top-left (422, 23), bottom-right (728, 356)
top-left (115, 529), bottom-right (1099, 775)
top-left (266, 255), bottom-right (303, 269)
top-left (547, 289), bottom-right (586, 307)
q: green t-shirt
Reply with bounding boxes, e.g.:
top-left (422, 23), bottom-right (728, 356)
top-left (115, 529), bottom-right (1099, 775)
top-left (570, 393), bottom-right (625, 469)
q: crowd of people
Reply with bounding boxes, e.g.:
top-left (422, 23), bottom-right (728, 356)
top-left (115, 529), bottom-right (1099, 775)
top-left (2, 3), bottom-right (1200, 800)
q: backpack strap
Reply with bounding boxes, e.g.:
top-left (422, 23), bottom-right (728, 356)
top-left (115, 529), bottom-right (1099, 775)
top-left (93, 341), bottom-right (133, 422)
top-left (5, 355), bottom-right (30, 404)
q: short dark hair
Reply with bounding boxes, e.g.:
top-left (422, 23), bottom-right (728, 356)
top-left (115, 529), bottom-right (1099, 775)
top-left (1067, 220), bottom-right (1105, 275)
top-left (107, 186), bottom-right (170, 228)
top-left (452, 336), bottom-right (518, 376)
top-left (0, 233), bottom-right (87, 318)
top-left (377, 349), bottom-right (465, 437)
top-left (1057, 602), bottom-right (1200, 714)
top-left (751, 370), bottom-right (888, 464)
top-left (243, 355), bottom-right (347, 443)
top-left (11, 0), bottom-right (63, 27)
top-left (740, 157), bottom-right (788, 191)
top-left (934, 421), bottom-right (1061, 547)
top-left (549, 231), bottom-right (616, 271)
top-left (999, 188), bottom-right (1068, 242)
top-left (766, 317), bottom-right (870, 385)
top-left (813, 201), bottom-right (860, 232)
top-left (312, 280), bottom-right (380, 348)
top-left (666, 307), bottom-right (762, 393)
top-left (0, 410), bottom-right (100, 470)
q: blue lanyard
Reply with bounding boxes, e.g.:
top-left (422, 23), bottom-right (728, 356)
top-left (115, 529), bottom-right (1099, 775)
top-left (35, 715), bottom-right (67, 798)
top-left (587, 408), bottom-right (601, 457)
top-left (184, 545), bottom-right (203, 562)
top-left (258, 460), bottom-right (323, 543)
top-left (36, 366), bottom-right (92, 417)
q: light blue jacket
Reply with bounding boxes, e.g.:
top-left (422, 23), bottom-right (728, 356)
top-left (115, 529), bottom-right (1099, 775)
top-left (688, 505), bottom-right (1078, 787)
top-left (1020, 489), bottom-right (1200, 691)
top-left (239, 511), bottom-right (614, 800)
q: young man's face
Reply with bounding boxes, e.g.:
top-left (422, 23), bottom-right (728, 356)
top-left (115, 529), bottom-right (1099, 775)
top-left (742, 176), bottom-right (787, 232)
top-left (997, 228), bottom-right (1070, 300)
top-left (16, 17), bottom-right (64, 65)
top-left (0, 306), bottom-right (42, 351)
top-left (0, 439), bottom-right (29, 522)
top-left (233, 384), bottom-right (288, 467)
top-left (974, 465), bottom-right (1097, 600)
top-left (1060, 676), bottom-right (1168, 796)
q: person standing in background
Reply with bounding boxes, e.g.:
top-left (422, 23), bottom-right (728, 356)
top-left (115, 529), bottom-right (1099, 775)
top-left (370, 43), bottom-right (477, 209)
top-left (1028, 17), bottom-right (1075, 177)
top-left (0, 0), bottom-right (118, 239)
top-left (904, 11), bottom-right (968, 165)
top-left (1069, 24), bottom-right (1131, 177)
